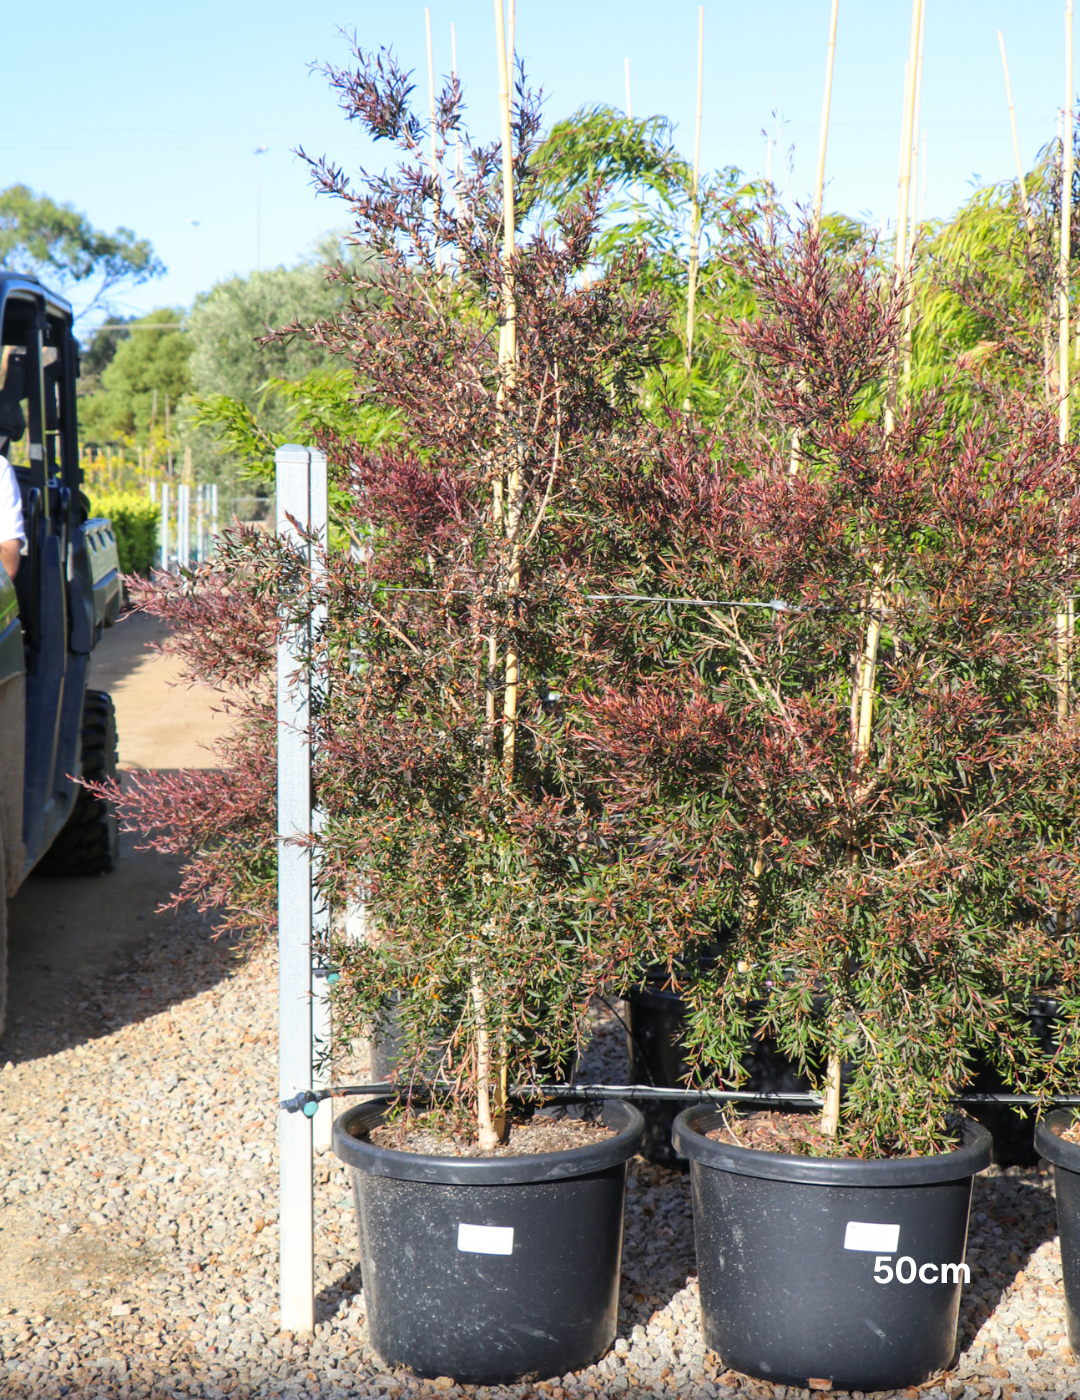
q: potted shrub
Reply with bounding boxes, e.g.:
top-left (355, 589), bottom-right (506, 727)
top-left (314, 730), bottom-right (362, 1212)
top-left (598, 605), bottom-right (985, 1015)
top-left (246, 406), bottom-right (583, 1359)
top-left (566, 221), bottom-right (1080, 1390)
top-left (181, 37), bottom-right (694, 1383)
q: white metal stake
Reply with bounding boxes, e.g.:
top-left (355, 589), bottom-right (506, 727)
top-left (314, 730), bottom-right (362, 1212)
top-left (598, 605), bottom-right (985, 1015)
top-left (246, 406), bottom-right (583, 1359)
top-left (178, 484), bottom-right (191, 569)
top-left (211, 482), bottom-right (219, 552)
top-left (160, 481), bottom-right (171, 572)
top-left (276, 444), bottom-right (316, 1334)
top-left (196, 484), bottom-right (205, 563)
top-left (307, 452), bottom-right (333, 1155)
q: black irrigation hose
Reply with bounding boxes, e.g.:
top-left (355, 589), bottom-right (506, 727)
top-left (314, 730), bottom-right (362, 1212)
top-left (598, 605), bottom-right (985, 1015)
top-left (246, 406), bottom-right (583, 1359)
top-left (279, 1082), bottom-right (1080, 1116)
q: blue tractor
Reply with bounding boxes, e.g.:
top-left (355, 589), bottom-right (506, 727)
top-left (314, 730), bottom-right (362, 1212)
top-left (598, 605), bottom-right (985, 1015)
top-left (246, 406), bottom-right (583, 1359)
top-left (0, 273), bottom-right (123, 1039)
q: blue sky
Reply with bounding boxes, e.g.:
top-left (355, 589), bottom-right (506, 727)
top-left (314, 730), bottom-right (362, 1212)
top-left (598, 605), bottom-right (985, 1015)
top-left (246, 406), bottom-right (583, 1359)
top-left (5, 2), bottom-right (1076, 324)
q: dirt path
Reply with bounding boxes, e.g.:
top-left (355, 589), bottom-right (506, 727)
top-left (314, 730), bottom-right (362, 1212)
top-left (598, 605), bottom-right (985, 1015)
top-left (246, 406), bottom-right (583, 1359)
top-left (3, 609), bottom-right (234, 1045)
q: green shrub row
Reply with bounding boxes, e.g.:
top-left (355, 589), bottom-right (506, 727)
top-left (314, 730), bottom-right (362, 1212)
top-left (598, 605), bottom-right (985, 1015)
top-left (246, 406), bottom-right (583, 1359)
top-left (86, 490), bottom-right (159, 576)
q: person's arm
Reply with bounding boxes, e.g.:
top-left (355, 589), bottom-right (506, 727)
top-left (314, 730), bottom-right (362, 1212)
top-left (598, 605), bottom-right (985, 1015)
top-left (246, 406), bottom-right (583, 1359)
top-left (0, 455), bottom-right (24, 579)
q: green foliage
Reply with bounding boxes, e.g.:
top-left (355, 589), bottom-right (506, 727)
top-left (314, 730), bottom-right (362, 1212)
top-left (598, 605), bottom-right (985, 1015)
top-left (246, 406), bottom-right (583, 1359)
top-left (185, 244), bottom-right (372, 421)
top-left (531, 105), bottom-right (773, 422)
top-left (912, 131), bottom-right (1079, 415)
top-left (191, 368), bottom-right (399, 547)
top-left (87, 490), bottom-right (160, 575)
top-left (0, 184), bottom-right (164, 318)
top-left (182, 242), bottom-right (384, 488)
top-left (79, 309), bottom-right (191, 446)
top-left (530, 106), bottom-right (689, 215)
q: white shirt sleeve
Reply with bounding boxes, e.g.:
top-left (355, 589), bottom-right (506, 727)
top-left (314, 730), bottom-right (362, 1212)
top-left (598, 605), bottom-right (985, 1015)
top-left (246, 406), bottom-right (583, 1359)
top-left (0, 454), bottom-right (26, 548)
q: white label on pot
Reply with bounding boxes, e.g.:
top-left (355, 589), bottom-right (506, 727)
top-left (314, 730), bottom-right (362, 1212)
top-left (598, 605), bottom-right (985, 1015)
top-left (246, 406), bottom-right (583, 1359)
top-left (844, 1221), bottom-right (900, 1253)
top-left (457, 1223), bottom-right (514, 1255)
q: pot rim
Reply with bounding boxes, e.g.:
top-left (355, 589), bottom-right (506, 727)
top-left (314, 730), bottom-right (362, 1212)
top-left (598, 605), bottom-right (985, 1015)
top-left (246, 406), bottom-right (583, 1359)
top-left (1034, 1109), bottom-right (1080, 1170)
top-left (332, 1097), bottom-right (645, 1185)
top-left (672, 1103), bottom-right (992, 1187)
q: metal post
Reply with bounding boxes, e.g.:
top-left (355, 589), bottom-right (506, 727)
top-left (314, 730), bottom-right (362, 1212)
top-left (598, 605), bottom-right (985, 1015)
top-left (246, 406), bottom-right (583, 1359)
top-left (276, 444), bottom-right (316, 1333)
top-left (307, 452), bottom-right (333, 1155)
top-left (196, 484), bottom-right (205, 563)
top-left (160, 481), bottom-right (171, 572)
top-left (210, 482), bottom-right (220, 557)
top-left (178, 483), bottom-right (191, 569)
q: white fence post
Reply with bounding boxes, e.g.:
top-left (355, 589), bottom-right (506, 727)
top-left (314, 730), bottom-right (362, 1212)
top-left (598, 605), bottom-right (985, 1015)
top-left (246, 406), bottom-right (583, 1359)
top-left (178, 483), bottom-right (191, 568)
top-left (196, 484), bottom-right (206, 562)
top-left (160, 481), bottom-right (171, 571)
top-left (307, 452), bottom-right (333, 1154)
top-left (277, 444), bottom-right (316, 1332)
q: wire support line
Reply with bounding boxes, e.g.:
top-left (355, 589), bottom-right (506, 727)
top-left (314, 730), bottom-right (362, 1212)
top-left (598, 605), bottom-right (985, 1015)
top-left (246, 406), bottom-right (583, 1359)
top-left (372, 585), bottom-right (1072, 621)
top-left (280, 1081), bottom-right (1080, 1115)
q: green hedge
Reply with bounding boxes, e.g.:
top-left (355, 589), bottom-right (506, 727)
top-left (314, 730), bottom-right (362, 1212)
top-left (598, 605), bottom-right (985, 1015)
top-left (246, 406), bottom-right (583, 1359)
top-left (87, 491), bottom-right (160, 576)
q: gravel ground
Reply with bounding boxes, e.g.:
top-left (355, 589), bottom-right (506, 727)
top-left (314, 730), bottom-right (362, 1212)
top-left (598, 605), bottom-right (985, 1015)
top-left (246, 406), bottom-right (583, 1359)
top-left (1, 910), bottom-right (1078, 1400)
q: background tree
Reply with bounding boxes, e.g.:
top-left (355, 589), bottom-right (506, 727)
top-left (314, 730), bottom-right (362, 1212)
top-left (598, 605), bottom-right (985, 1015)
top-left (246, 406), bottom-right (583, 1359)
top-left (78, 308), bottom-right (191, 453)
top-left (0, 184), bottom-right (164, 320)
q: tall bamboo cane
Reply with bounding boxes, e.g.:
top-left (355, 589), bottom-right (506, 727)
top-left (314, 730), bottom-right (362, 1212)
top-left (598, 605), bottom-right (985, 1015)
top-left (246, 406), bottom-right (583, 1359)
top-left (823, 0), bottom-right (923, 1141)
top-left (812, 0), bottom-right (840, 233)
top-left (495, 0), bottom-right (518, 774)
top-left (682, 7), bottom-right (705, 412)
top-left (475, 0), bottom-right (520, 1149)
top-left (1063, 12), bottom-right (1074, 476)
top-left (1057, 3), bottom-right (1074, 763)
top-left (901, 0), bottom-right (926, 391)
top-left (451, 24), bottom-right (464, 223)
top-left (425, 8), bottom-right (441, 273)
top-left (883, 0), bottom-right (922, 435)
top-left (999, 32), bottom-right (1035, 235)
top-left (789, 0), bottom-right (840, 475)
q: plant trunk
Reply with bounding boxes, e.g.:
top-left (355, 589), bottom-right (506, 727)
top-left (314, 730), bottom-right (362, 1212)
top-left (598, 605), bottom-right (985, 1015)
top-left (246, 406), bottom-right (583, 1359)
top-left (821, 1051), bottom-right (842, 1137)
top-left (471, 969), bottom-right (500, 1149)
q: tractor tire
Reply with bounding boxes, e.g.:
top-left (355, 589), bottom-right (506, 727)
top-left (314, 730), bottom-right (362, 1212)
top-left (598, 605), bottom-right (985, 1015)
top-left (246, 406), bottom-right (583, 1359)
top-left (0, 848), bottom-right (7, 1043)
top-left (39, 690), bottom-right (119, 877)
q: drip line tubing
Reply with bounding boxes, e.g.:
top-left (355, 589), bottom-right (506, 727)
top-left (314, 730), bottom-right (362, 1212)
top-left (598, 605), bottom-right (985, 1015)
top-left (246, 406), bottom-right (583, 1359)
top-left (279, 1081), bottom-right (1080, 1116)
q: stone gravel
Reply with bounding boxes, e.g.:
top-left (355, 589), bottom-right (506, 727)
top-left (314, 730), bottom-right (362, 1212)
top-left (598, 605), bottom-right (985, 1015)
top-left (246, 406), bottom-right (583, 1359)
top-left (0, 910), bottom-right (1078, 1400)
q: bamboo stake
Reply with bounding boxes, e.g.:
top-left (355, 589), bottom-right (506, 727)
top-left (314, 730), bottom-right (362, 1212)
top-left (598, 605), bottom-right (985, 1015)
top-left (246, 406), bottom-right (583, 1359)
top-left (790, 0), bottom-right (840, 475)
top-left (884, 0), bottom-right (922, 435)
top-left (625, 56), bottom-right (632, 118)
top-left (900, 0), bottom-right (926, 394)
top-left (1057, 4), bottom-right (1074, 757)
top-left (829, 3), bottom-right (921, 1139)
top-left (451, 23), bottom-right (463, 221)
top-left (495, 0), bottom-right (519, 786)
top-left (1060, 0), bottom-right (1073, 449)
top-left (425, 8), bottom-right (441, 272)
top-left (471, 971), bottom-right (498, 1150)
top-left (683, 6), bottom-right (705, 411)
top-left (812, 0), bottom-right (839, 233)
top-left (998, 31), bottom-right (1035, 235)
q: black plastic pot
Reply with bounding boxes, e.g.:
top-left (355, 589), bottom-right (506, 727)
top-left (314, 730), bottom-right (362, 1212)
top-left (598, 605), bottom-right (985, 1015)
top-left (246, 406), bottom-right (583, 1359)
top-left (1035, 1111), bottom-right (1080, 1349)
top-left (672, 1104), bottom-right (992, 1391)
top-left (332, 1098), bottom-right (645, 1384)
top-left (625, 982), bottom-right (813, 1166)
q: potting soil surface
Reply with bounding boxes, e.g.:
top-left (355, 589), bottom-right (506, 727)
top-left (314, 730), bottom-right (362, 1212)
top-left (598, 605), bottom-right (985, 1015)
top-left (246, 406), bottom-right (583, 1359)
top-left (1054, 1120), bottom-right (1080, 1146)
top-left (367, 1112), bottom-right (615, 1158)
top-left (0, 616), bottom-right (1078, 1400)
top-left (705, 1109), bottom-right (962, 1158)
